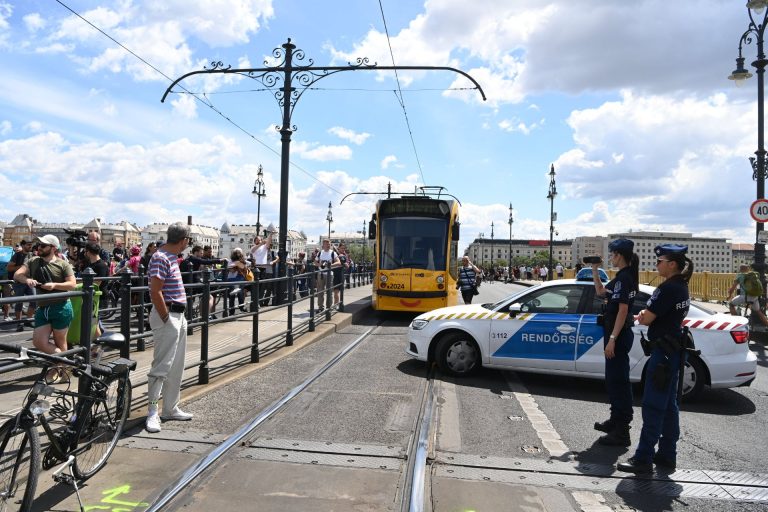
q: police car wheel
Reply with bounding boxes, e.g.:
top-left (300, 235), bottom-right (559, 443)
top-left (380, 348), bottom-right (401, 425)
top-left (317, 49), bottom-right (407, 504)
top-left (680, 356), bottom-right (705, 401)
top-left (436, 333), bottom-right (479, 377)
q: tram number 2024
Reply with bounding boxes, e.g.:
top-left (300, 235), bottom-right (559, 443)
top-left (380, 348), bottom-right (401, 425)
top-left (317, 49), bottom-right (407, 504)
top-left (387, 283), bottom-right (405, 290)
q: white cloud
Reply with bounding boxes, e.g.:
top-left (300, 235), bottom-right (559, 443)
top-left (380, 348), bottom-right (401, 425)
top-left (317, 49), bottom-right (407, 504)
top-left (381, 155), bottom-right (397, 169)
top-left (556, 91), bottom-right (754, 234)
top-left (48, 1), bottom-right (273, 82)
top-left (171, 93), bottom-right (198, 119)
top-left (293, 141), bottom-right (352, 161)
top-left (328, 126), bottom-right (371, 145)
top-left (498, 117), bottom-right (544, 135)
top-left (0, 120), bottom-right (10, 135)
top-left (23, 121), bottom-right (43, 132)
top-left (0, 2), bottom-right (11, 30)
top-left (23, 13), bottom-right (46, 32)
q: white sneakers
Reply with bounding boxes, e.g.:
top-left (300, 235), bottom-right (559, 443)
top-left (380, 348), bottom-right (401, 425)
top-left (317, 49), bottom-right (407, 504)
top-left (160, 406), bottom-right (194, 421)
top-left (145, 411), bottom-right (161, 433)
top-left (146, 405), bottom-right (193, 433)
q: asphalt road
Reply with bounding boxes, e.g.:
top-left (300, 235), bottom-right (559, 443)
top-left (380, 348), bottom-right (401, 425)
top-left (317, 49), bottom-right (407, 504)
top-left (7, 281), bottom-right (768, 511)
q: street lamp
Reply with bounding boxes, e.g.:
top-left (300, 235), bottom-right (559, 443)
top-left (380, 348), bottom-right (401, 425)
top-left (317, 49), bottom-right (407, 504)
top-left (490, 221), bottom-right (495, 268)
top-left (479, 232), bottom-right (485, 268)
top-left (252, 164), bottom-right (266, 235)
top-left (731, 1), bottom-right (768, 290)
top-left (326, 202), bottom-right (333, 241)
top-left (508, 203), bottom-right (514, 282)
top-left (362, 219), bottom-right (367, 267)
top-left (547, 164), bottom-right (557, 281)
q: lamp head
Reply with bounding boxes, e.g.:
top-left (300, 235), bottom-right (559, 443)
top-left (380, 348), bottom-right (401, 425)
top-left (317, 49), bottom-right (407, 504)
top-left (748, 0), bottom-right (768, 15)
top-left (728, 57), bottom-right (753, 85)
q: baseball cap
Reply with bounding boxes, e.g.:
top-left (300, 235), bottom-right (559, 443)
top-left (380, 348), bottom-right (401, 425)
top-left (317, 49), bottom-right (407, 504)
top-left (36, 234), bottom-right (60, 249)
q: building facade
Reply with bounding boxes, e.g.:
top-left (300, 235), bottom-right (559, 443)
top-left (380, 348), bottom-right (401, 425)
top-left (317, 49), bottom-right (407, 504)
top-left (466, 238), bottom-right (573, 268)
top-left (3, 214), bottom-right (36, 247)
top-left (571, 236), bottom-right (610, 267)
top-left (608, 232), bottom-right (731, 272)
top-left (732, 243), bottom-right (755, 271)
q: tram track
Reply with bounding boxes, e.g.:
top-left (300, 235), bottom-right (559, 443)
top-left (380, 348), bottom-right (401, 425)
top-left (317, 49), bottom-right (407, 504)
top-left (124, 318), bottom-right (768, 510)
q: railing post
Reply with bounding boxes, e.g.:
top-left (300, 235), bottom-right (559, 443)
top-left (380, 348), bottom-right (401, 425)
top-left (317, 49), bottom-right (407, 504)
top-left (339, 267), bottom-right (345, 313)
top-left (251, 278), bottom-right (260, 362)
top-left (137, 265), bottom-right (146, 351)
top-left (80, 268), bottom-right (95, 364)
top-left (309, 270), bottom-right (315, 332)
top-left (286, 272), bottom-right (294, 346)
top-left (325, 267), bottom-right (332, 321)
top-left (119, 270), bottom-right (132, 359)
top-left (199, 269), bottom-right (210, 384)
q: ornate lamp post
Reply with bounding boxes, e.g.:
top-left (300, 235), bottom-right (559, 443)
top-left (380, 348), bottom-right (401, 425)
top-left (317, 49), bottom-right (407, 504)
top-left (730, 0), bottom-right (768, 290)
top-left (326, 202), bottom-right (333, 241)
top-left (362, 219), bottom-right (367, 267)
top-left (547, 164), bottom-right (557, 281)
top-left (252, 164), bottom-right (266, 235)
top-left (490, 221), bottom-right (495, 268)
top-left (479, 232), bottom-right (485, 268)
top-left (508, 203), bottom-right (514, 282)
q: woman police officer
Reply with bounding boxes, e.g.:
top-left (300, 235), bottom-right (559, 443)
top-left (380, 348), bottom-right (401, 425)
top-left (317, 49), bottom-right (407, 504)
top-left (591, 238), bottom-right (639, 446)
top-left (618, 244), bottom-right (693, 474)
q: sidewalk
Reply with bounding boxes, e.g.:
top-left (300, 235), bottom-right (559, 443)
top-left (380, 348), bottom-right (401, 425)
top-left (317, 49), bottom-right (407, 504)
top-left (0, 284), bottom-right (373, 422)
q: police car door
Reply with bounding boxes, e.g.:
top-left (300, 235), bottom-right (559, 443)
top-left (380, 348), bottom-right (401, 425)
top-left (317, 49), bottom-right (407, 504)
top-left (489, 284), bottom-right (589, 371)
top-left (574, 287), bottom-right (646, 376)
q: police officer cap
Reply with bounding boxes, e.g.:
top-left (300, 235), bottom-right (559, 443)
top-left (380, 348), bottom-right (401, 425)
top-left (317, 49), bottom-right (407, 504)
top-left (608, 238), bottom-right (634, 253)
top-left (654, 244), bottom-right (688, 256)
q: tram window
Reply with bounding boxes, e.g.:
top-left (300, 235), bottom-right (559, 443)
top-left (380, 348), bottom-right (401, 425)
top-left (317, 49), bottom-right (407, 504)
top-left (380, 218), bottom-right (448, 270)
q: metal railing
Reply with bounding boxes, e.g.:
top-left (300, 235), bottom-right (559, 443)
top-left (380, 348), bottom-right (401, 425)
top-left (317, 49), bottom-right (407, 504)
top-left (1, 266), bottom-right (372, 384)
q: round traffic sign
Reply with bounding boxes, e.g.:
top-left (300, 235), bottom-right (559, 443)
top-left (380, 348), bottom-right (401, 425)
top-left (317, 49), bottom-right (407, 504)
top-left (751, 199), bottom-right (768, 222)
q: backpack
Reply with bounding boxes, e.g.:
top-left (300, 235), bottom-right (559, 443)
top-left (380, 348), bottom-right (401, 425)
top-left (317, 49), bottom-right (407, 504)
top-left (744, 271), bottom-right (763, 297)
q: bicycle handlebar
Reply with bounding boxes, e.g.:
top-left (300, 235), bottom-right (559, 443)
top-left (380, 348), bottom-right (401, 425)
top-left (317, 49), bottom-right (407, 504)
top-left (0, 342), bottom-right (115, 377)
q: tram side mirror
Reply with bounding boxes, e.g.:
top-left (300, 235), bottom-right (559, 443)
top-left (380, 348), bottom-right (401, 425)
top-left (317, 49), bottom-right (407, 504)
top-left (368, 220), bottom-right (376, 240)
top-left (452, 223), bottom-right (460, 241)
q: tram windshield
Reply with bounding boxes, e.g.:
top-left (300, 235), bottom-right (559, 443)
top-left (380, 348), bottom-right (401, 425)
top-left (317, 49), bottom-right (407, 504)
top-left (379, 217), bottom-right (448, 271)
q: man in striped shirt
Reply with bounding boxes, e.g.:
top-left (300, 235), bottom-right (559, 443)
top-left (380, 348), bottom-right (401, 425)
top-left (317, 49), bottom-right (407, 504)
top-left (146, 222), bottom-right (192, 433)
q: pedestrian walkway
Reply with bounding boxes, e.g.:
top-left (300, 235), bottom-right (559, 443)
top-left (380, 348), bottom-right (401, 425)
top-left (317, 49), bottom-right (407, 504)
top-left (0, 285), bottom-right (373, 422)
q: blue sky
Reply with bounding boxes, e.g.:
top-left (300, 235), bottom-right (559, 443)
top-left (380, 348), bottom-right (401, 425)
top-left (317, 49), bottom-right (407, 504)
top-left (0, 0), bottom-right (762, 252)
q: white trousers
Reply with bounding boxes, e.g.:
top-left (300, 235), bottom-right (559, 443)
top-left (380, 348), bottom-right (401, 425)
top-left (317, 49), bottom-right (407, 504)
top-left (147, 309), bottom-right (187, 414)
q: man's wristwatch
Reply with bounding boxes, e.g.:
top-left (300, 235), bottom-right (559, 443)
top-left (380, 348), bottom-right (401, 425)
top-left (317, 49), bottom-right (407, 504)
top-left (609, 335), bottom-right (616, 340)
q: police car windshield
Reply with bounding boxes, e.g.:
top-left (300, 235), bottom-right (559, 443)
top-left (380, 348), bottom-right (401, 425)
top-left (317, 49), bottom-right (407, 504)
top-left (488, 289), bottom-right (530, 310)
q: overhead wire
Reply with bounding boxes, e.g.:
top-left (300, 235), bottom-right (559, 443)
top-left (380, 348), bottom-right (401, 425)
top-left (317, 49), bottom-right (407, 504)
top-left (52, 0), bottom-right (349, 198)
top-left (378, 0), bottom-right (426, 185)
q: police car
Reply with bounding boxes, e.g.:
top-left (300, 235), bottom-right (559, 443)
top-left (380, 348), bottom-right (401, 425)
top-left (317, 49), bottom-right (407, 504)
top-left (406, 279), bottom-right (757, 400)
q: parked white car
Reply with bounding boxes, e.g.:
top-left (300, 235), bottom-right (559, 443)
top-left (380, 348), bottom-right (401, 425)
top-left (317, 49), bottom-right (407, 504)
top-left (406, 279), bottom-right (757, 400)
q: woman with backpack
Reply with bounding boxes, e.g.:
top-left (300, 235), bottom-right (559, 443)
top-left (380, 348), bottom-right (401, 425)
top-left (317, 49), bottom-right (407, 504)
top-left (726, 265), bottom-right (768, 326)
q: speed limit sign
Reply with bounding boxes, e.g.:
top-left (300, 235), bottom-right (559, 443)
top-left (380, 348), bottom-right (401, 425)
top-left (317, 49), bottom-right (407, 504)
top-left (751, 199), bottom-right (768, 222)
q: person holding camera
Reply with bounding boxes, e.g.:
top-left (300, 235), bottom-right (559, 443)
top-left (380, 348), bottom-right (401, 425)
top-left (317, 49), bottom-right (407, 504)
top-left (617, 244), bottom-right (692, 474)
top-left (589, 239), bottom-right (639, 447)
top-left (13, 235), bottom-right (76, 357)
top-left (315, 239), bottom-right (340, 312)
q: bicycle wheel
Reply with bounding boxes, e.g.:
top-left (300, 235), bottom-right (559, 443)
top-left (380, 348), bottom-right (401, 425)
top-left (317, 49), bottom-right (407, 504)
top-left (101, 288), bottom-right (121, 320)
top-left (0, 417), bottom-right (40, 512)
top-left (73, 376), bottom-right (131, 479)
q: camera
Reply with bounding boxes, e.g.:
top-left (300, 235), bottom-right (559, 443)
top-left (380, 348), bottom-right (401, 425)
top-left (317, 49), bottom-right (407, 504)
top-left (583, 255), bottom-right (603, 264)
top-left (64, 228), bottom-right (88, 249)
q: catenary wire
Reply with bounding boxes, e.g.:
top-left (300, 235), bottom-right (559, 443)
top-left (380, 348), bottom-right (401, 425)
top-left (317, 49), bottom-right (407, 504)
top-left (52, 0), bottom-right (351, 200)
top-left (378, 0), bottom-right (426, 185)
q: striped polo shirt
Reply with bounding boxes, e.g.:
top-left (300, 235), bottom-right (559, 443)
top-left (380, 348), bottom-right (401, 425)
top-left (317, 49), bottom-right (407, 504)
top-left (148, 249), bottom-right (186, 305)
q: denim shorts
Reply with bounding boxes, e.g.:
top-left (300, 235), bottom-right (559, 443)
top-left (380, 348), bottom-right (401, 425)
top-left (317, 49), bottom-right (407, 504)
top-left (34, 301), bottom-right (74, 330)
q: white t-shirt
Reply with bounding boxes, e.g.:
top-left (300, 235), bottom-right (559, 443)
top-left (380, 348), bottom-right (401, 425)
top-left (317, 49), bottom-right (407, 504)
top-left (317, 249), bottom-right (336, 267)
top-left (251, 244), bottom-right (269, 266)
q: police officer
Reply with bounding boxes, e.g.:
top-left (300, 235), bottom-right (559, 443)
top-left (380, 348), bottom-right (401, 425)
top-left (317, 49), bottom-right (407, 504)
top-left (591, 238), bottom-right (638, 446)
top-left (617, 244), bottom-right (692, 474)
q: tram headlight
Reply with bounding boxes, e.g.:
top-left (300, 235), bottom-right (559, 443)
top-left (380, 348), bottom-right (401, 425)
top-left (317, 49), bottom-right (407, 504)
top-left (379, 274), bottom-right (388, 283)
top-left (411, 319), bottom-right (429, 330)
top-left (436, 275), bottom-right (444, 284)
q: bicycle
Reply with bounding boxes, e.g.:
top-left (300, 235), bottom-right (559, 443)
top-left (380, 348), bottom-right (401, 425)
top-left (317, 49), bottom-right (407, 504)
top-left (0, 334), bottom-right (135, 511)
